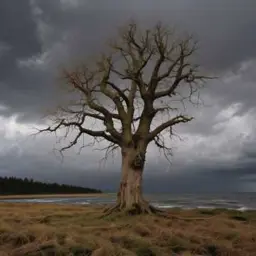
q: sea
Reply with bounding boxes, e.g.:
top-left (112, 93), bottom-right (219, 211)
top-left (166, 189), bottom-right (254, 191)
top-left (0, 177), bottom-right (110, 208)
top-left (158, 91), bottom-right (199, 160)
top-left (1, 192), bottom-right (256, 211)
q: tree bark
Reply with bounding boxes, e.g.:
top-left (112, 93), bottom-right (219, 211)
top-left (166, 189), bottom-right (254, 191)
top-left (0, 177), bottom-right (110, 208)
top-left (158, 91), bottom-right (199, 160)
top-left (118, 150), bottom-right (143, 207)
top-left (104, 147), bottom-right (160, 215)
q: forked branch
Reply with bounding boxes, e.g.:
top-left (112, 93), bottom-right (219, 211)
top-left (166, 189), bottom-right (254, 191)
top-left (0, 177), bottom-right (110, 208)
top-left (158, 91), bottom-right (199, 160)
top-left (147, 115), bottom-right (193, 143)
top-left (38, 21), bottom-right (213, 159)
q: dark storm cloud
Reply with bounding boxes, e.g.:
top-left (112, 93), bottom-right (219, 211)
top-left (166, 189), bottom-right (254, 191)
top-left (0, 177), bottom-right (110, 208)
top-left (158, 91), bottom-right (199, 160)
top-left (0, 0), bottom-right (42, 119)
top-left (0, 0), bottom-right (133, 121)
top-left (0, 125), bottom-right (255, 193)
top-left (35, 0), bottom-right (256, 71)
top-left (0, 0), bottom-right (256, 121)
top-left (0, 0), bottom-right (40, 60)
top-left (240, 135), bottom-right (256, 161)
top-left (0, 0), bottom-right (256, 193)
top-left (0, 148), bottom-right (249, 193)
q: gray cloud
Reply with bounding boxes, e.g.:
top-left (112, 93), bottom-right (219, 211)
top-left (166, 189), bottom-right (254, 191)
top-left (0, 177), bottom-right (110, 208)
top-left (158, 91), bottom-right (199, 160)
top-left (1, 0), bottom-right (256, 120)
top-left (0, 144), bottom-right (249, 193)
top-left (0, 128), bottom-right (255, 193)
top-left (0, 0), bottom-right (42, 120)
top-left (0, 0), bottom-right (256, 192)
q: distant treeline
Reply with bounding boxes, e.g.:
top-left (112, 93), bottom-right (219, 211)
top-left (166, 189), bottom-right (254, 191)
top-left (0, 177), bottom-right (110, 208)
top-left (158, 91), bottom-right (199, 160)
top-left (0, 176), bottom-right (102, 195)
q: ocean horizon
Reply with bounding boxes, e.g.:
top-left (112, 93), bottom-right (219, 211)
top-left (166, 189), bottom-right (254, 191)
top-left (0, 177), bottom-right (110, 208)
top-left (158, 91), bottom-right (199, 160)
top-left (1, 192), bottom-right (256, 211)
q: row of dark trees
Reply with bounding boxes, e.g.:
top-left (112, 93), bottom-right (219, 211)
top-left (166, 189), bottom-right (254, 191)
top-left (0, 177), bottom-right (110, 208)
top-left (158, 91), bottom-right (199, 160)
top-left (0, 176), bottom-right (102, 195)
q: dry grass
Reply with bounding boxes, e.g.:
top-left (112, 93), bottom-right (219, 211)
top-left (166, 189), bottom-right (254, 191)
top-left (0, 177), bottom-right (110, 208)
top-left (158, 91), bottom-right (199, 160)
top-left (0, 203), bottom-right (255, 256)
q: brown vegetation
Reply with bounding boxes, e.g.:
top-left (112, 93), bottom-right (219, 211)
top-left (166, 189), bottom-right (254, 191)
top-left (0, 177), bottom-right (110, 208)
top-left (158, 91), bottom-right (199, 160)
top-left (0, 203), bottom-right (255, 255)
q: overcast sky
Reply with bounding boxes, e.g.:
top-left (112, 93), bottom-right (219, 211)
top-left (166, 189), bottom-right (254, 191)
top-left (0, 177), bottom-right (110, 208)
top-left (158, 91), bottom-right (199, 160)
top-left (0, 0), bottom-right (256, 193)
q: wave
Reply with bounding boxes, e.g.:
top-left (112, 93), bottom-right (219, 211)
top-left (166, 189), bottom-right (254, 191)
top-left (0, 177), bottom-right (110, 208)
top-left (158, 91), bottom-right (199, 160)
top-left (25, 198), bottom-right (68, 203)
top-left (75, 202), bottom-right (90, 205)
top-left (1, 195), bottom-right (255, 211)
top-left (237, 206), bottom-right (251, 212)
top-left (152, 203), bottom-right (181, 209)
top-left (196, 206), bottom-right (216, 209)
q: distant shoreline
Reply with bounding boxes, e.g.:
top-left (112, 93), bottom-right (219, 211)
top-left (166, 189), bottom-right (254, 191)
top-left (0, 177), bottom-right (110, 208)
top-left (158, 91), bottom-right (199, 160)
top-left (0, 193), bottom-right (113, 200)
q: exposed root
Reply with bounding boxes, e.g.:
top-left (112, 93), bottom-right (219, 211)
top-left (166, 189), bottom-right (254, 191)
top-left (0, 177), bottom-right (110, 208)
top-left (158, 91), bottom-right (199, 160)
top-left (101, 202), bottom-right (166, 218)
top-left (102, 203), bottom-right (216, 221)
top-left (102, 204), bottom-right (121, 217)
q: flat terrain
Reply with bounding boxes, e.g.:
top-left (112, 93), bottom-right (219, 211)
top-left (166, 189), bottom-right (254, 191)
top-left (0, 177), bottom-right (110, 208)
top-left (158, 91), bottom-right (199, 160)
top-left (0, 193), bottom-right (110, 200)
top-left (0, 203), bottom-right (255, 256)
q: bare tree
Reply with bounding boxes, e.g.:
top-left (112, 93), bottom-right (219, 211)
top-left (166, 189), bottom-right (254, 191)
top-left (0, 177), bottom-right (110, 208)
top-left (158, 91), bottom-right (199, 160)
top-left (39, 22), bottom-right (211, 215)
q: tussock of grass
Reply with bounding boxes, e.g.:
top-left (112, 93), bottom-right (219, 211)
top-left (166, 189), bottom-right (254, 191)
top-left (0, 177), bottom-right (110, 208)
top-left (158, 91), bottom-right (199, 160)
top-left (0, 203), bottom-right (255, 255)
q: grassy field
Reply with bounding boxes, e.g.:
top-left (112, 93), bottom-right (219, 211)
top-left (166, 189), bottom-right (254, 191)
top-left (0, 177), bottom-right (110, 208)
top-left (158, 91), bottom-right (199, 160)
top-left (0, 203), bottom-right (255, 255)
top-left (0, 193), bottom-right (110, 200)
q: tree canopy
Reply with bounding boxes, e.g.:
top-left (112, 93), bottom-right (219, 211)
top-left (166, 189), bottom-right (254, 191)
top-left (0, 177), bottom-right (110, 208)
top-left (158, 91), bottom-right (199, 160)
top-left (40, 22), bottom-right (209, 158)
top-left (38, 22), bottom-right (212, 215)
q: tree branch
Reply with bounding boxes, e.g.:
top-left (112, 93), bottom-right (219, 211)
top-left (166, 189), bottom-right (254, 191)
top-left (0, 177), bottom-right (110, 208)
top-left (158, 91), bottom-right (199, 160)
top-left (59, 107), bottom-right (106, 121)
top-left (154, 73), bottom-right (209, 99)
top-left (38, 116), bottom-right (121, 150)
top-left (147, 115), bottom-right (193, 142)
top-left (39, 21), bottom-right (214, 158)
top-left (63, 69), bottom-right (121, 120)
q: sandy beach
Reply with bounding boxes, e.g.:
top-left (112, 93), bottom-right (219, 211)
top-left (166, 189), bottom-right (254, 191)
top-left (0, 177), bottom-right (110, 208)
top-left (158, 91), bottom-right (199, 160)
top-left (0, 193), bottom-right (112, 200)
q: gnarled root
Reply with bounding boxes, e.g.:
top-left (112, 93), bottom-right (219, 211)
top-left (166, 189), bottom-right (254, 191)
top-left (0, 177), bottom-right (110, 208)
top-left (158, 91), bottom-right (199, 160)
top-left (102, 203), bottom-right (217, 221)
top-left (102, 200), bottom-right (168, 218)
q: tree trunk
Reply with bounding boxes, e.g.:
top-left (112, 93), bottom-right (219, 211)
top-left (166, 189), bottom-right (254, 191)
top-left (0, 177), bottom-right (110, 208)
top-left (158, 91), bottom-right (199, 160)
top-left (118, 149), bottom-right (144, 211)
top-left (104, 147), bottom-right (159, 215)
